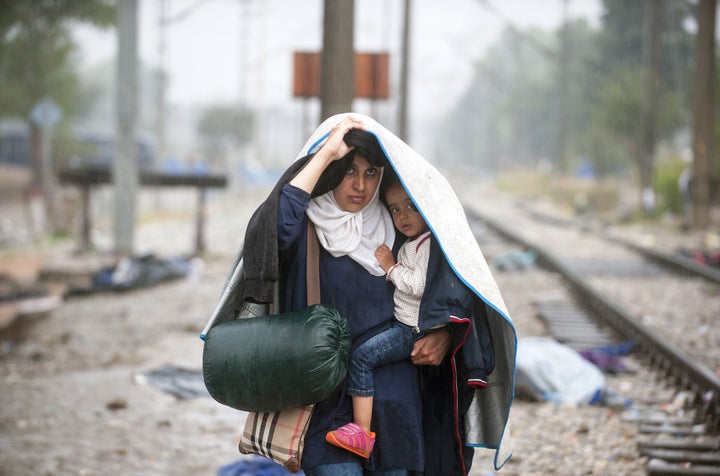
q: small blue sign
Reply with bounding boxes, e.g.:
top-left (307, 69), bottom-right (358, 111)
top-left (30, 98), bottom-right (62, 129)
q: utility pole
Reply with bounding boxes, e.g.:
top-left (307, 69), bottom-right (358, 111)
top-left (156, 0), bottom-right (167, 162)
top-left (239, 0), bottom-right (252, 107)
top-left (638, 0), bottom-right (663, 216)
top-left (320, 0), bottom-right (354, 121)
top-left (397, 0), bottom-right (411, 142)
top-left (237, 0), bottom-right (253, 189)
top-left (114, 0), bottom-right (139, 256)
top-left (155, 0), bottom-right (209, 165)
top-left (556, 0), bottom-right (569, 175)
top-left (692, 0), bottom-right (716, 228)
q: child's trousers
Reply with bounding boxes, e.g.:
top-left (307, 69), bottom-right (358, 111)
top-left (346, 321), bottom-right (419, 397)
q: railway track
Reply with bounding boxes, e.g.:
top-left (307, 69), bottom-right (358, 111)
top-left (522, 202), bottom-right (720, 285)
top-left (463, 200), bottom-right (720, 475)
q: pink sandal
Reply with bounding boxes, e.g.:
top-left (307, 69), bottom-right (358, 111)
top-left (325, 422), bottom-right (376, 458)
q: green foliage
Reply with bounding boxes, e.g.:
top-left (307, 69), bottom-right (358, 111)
top-left (439, 26), bottom-right (563, 170)
top-left (197, 105), bottom-right (254, 165)
top-left (440, 0), bottom-right (698, 189)
top-left (654, 156), bottom-right (688, 213)
top-left (576, 1), bottom-right (692, 187)
top-left (599, 0), bottom-right (695, 93)
top-left (0, 0), bottom-right (115, 189)
top-left (592, 67), bottom-right (645, 142)
top-left (597, 0), bottom-right (646, 70)
top-left (0, 1), bottom-right (115, 121)
top-left (496, 167), bottom-right (620, 215)
top-left (590, 66), bottom-right (682, 146)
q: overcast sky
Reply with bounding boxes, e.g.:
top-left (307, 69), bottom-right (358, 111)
top-left (73, 0), bottom-right (601, 115)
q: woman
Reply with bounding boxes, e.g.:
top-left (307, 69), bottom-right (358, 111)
top-left (278, 116), bottom-right (445, 475)
top-left (206, 114), bottom-right (516, 475)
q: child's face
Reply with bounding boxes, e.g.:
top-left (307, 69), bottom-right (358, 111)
top-left (385, 184), bottom-right (429, 239)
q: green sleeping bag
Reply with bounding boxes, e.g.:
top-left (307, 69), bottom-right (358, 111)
top-left (202, 304), bottom-right (350, 412)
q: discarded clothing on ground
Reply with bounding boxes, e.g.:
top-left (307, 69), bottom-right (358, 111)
top-left (134, 365), bottom-right (208, 399)
top-left (677, 247), bottom-right (720, 269)
top-left (66, 254), bottom-right (193, 296)
top-left (217, 456), bottom-right (304, 476)
top-left (492, 249), bottom-right (537, 271)
top-left (578, 341), bottom-right (635, 374)
top-left (515, 337), bottom-right (606, 405)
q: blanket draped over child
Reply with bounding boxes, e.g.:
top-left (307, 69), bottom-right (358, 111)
top-left (203, 113), bottom-right (517, 472)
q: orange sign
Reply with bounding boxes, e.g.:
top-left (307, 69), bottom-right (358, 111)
top-left (293, 51), bottom-right (389, 100)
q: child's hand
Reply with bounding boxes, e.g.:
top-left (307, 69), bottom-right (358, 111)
top-left (375, 244), bottom-right (395, 273)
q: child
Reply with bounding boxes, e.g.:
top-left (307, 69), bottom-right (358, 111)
top-left (326, 180), bottom-right (493, 459)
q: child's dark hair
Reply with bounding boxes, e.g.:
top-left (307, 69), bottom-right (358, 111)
top-left (312, 129), bottom-right (390, 197)
top-left (379, 167), bottom-right (401, 207)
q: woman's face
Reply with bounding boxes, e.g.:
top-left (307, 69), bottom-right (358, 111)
top-left (333, 154), bottom-right (381, 212)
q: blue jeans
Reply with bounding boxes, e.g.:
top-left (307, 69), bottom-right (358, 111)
top-left (347, 321), bottom-right (417, 397)
top-left (303, 462), bottom-right (410, 476)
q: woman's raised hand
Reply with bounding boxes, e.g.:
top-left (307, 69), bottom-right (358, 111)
top-left (290, 116), bottom-right (365, 194)
top-left (321, 116), bottom-right (366, 162)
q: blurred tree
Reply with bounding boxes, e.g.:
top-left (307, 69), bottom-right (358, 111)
top-left (589, 67), bottom-right (680, 174)
top-left (598, 0), bottom-right (694, 93)
top-left (594, 0), bottom-right (694, 207)
top-left (196, 105), bottom-right (254, 170)
top-left (440, 22), bottom-right (596, 173)
top-left (0, 0), bottom-right (116, 188)
top-left (691, 0), bottom-right (717, 228)
top-left (441, 0), bottom-right (697, 201)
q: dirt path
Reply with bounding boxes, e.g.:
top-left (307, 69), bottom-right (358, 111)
top-left (0, 256), bottom-right (251, 476)
top-left (0, 189), bottom-right (269, 476)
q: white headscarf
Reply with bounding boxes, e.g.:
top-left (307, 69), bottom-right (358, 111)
top-left (306, 169), bottom-right (395, 276)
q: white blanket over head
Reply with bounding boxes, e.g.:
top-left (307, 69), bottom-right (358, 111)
top-left (300, 113), bottom-right (517, 470)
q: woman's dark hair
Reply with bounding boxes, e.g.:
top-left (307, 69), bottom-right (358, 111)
top-left (311, 129), bottom-right (390, 197)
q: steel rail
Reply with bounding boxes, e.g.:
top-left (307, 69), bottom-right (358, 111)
top-left (466, 208), bottom-right (720, 431)
top-left (519, 202), bottom-right (720, 284)
top-left (603, 232), bottom-right (720, 284)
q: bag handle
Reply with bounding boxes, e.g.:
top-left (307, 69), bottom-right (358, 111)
top-left (306, 221), bottom-right (320, 306)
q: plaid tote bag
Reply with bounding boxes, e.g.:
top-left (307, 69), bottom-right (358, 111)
top-left (239, 405), bottom-right (314, 473)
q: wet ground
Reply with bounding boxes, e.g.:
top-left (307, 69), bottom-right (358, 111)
top-left (0, 258), bottom-right (248, 475)
top-left (0, 182), bottom-right (716, 476)
top-left (0, 188), bottom-right (263, 476)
